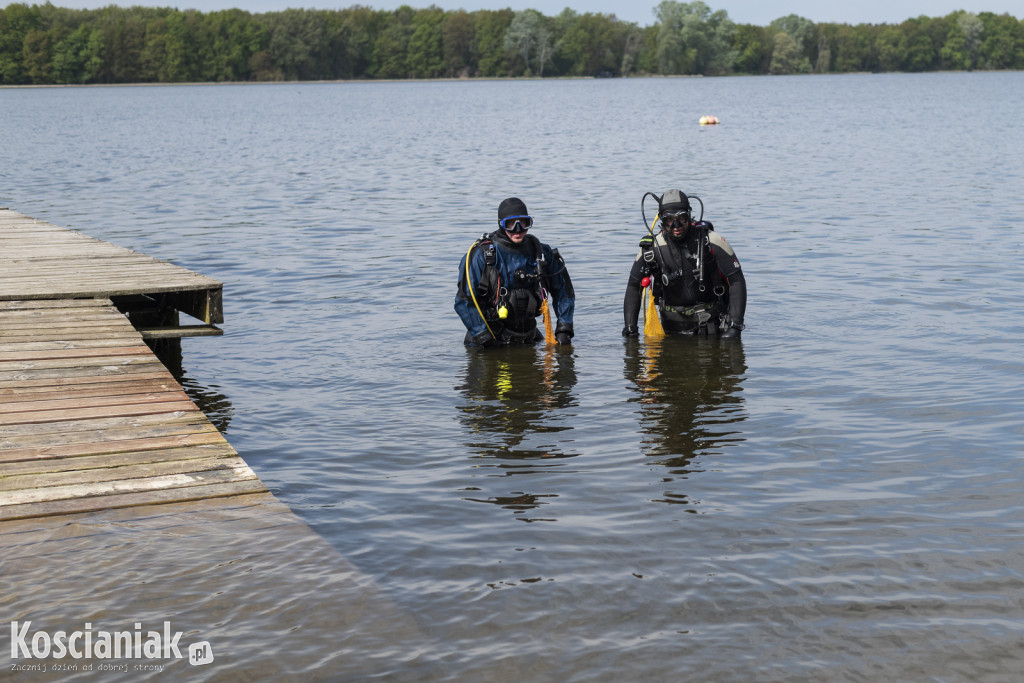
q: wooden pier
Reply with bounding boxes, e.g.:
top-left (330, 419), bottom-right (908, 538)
top-left (0, 210), bottom-right (428, 676)
top-left (0, 207), bottom-right (223, 338)
top-left (0, 209), bottom-right (268, 520)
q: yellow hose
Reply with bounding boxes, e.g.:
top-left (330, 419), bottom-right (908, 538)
top-left (464, 242), bottom-right (496, 340)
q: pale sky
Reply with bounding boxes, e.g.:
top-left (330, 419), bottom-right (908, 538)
top-left (52, 0), bottom-right (1024, 26)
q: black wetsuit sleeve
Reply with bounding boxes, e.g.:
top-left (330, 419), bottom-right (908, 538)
top-left (726, 270), bottom-right (746, 324)
top-left (711, 246), bottom-right (746, 325)
top-left (623, 256), bottom-right (644, 329)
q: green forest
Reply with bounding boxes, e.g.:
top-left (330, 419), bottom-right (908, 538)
top-left (1, 1), bottom-right (1022, 85)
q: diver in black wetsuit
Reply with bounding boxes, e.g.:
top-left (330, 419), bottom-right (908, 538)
top-left (623, 189), bottom-right (746, 338)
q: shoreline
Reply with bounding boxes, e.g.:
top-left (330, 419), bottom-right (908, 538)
top-left (2, 69), bottom-right (1016, 89)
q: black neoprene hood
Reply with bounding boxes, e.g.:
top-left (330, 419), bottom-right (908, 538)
top-left (498, 197), bottom-right (528, 220)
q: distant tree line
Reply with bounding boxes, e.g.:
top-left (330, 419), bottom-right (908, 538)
top-left (1, 1), bottom-right (1022, 85)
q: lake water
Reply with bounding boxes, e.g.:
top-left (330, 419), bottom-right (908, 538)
top-left (2, 72), bottom-right (1024, 681)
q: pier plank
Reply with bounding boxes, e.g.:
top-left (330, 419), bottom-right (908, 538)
top-left (0, 353), bottom-right (158, 371)
top-left (0, 458), bottom-right (257, 496)
top-left (0, 480), bottom-right (269, 522)
top-left (0, 400), bottom-right (201, 426)
top-left (0, 370), bottom-right (175, 391)
top-left (0, 431), bottom-right (226, 462)
top-left (0, 319), bottom-right (138, 332)
top-left (0, 456), bottom-right (253, 492)
top-left (0, 443), bottom-right (238, 476)
top-left (0, 377), bottom-right (181, 399)
top-left (0, 309), bottom-right (124, 320)
top-left (0, 299), bottom-right (112, 310)
top-left (0, 390), bottom-right (190, 414)
top-left (0, 360), bottom-right (169, 380)
top-left (0, 345), bottom-right (153, 362)
top-left (0, 339), bottom-right (158, 353)
top-left (0, 412), bottom-right (216, 438)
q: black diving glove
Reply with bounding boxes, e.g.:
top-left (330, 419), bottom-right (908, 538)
top-left (472, 330), bottom-right (498, 348)
top-left (622, 325), bottom-right (639, 337)
top-left (719, 316), bottom-right (744, 340)
top-left (555, 322), bottom-right (574, 346)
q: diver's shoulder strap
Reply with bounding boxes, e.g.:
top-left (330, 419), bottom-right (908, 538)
top-left (526, 234), bottom-right (545, 269)
top-left (640, 234), bottom-right (657, 268)
top-left (643, 231), bottom-right (674, 275)
top-left (471, 234), bottom-right (496, 267)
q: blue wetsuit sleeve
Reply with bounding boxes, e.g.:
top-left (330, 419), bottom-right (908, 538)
top-left (455, 248), bottom-right (491, 339)
top-left (543, 244), bottom-right (574, 325)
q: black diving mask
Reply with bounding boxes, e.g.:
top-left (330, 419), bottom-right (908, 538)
top-left (661, 212), bottom-right (689, 229)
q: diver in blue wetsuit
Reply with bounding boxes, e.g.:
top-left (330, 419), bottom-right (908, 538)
top-left (456, 197), bottom-right (575, 347)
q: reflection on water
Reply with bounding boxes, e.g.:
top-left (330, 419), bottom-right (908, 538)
top-left (456, 345), bottom-right (578, 461)
top-left (177, 372), bottom-right (234, 434)
top-left (455, 346), bottom-right (577, 521)
top-left (460, 490), bottom-right (560, 522)
top-left (147, 340), bottom-right (235, 433)
top-left (625, 337), bottom-right (747, 506)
